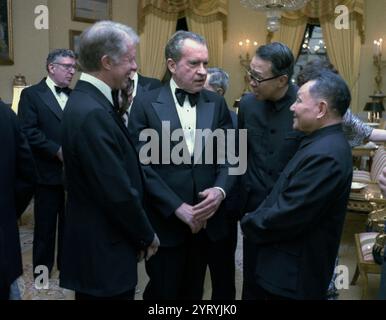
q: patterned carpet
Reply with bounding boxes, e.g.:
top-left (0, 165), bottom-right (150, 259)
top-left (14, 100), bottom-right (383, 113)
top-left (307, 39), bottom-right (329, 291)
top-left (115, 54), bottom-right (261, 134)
top-left (18, 204), bottom-right (72, 300)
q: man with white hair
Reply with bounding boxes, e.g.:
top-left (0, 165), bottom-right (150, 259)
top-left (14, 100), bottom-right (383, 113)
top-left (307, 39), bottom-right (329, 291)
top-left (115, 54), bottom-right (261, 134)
top-left (60, 21), bottom-right (159, 300)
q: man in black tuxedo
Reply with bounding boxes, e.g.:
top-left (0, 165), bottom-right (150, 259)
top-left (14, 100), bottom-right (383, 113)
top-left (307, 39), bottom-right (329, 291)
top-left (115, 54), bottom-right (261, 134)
top-left (0, 101), bottom-right (37, 299)
top-left (129, 31), bottom-right (234, 300)
top-left (60, 21), bottom-right (159, 300)
top-left (238, 42), bottom-right (302, 299)
top-left (17, 49), bottom-right (76, 278)
top-left (241, 71), bottom-right (353, 299)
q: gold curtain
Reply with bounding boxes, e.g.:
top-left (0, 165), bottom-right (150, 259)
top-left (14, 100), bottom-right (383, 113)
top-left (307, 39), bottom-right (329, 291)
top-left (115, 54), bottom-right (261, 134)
top-left (138, 0), bottom-right (228, 76)
top-left (186, 13), bottom-right (224, 67)
top-left (271, 17), bottom-right (308, 59)
top-left (281, 0), bottom-right (365, 43)
top-left (138, 0), bottom-right (228, 38)
top-left (139, 8), bottom-right (177, 79)
top-left (321, 15), bottom-right (362, 112)
top-left (273, 0), bottom-right (364, 112)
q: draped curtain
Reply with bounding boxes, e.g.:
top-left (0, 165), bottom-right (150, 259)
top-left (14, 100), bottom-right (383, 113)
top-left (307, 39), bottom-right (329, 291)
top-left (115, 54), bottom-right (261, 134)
top-left (186, 13), bottom-right (224, 67)
top-left (138, 0), bottom-right (228, 78)
top-left (271, 16), bottom-right (308, 58)
top-left (139, 8), bottom-right (177, 79)
top-left (270, 0), bottom-right (364, 112)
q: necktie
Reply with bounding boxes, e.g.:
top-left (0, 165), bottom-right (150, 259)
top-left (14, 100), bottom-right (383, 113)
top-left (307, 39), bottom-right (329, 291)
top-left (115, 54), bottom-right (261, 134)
top-left (55, 86), bottom-right (71, 95)
top-left (111, 90), bottom-right (120, 110)
top-left (175, 88), bottom-right (199, 107)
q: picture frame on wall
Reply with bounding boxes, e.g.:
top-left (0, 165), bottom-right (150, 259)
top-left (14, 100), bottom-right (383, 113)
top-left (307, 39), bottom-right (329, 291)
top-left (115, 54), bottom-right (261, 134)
top-left (71, 0), bottom-right (112, 23)
top-left (0, 0), bottom-right (13, 65)
top-left (69, 30), bottom-right (82, 54)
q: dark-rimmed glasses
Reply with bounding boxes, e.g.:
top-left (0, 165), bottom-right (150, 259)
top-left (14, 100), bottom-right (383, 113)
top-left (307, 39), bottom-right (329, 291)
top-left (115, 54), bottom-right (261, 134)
top-left (52, 63), bottom-right (77, 71)
top-left (245, 68), bottom-right (285, 84)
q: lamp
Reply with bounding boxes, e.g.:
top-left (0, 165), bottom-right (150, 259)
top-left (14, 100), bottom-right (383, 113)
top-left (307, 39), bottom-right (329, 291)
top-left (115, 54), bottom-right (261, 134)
top-left (11, 74), bottom-right (28, 114)
top-left (240, 0), bottom-right (309, 32)
top-left (238, 39), bottom-right (258, 94)
top-left (364, 101), bottom-right (384, 123)
top-left (373, 38), bottom-right (386, 95)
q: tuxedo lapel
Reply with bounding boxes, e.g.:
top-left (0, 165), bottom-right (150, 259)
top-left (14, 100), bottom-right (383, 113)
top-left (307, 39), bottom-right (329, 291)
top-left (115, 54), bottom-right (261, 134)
top-left (36, 80), bottom-right (63, 120)
top-left (193, 94), bottom-right (215, 164)
top-left (195, 95), bottom-right (214, 131)
top-left (151, 85), bottom-right (182, 133)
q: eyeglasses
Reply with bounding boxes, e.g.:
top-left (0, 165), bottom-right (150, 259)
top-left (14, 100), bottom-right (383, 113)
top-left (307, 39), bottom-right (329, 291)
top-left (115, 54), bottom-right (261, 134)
top-left (52, 63), bottom-right (77, 71)
top-left (246, 68), bottom-right (285, 84)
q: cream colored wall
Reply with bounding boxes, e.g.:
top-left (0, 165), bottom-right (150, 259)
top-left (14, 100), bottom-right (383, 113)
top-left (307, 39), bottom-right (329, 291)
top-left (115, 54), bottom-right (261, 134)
top-left (0, 0), bottom-right (49, 103)
top-left (1, 0), bottom-right (386, 112)
top-left (223, 1), bottom-right (266, 108)
top-left (358, 0), bottom-right (386, 115)
top-left (0, 0), bottom-right (138, 103)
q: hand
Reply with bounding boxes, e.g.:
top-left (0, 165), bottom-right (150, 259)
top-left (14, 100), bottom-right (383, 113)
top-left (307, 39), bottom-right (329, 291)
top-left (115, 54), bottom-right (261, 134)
top-left (192, 188), bottom-right (224, 222)
top-left (175, 203), bottom-right (205, 234)
top-left (145, 234), bottom-right (160, 261)
top-left (56, 146), bottom-right (63, 162)
top-left (379, 167), bottom-right (386, 197)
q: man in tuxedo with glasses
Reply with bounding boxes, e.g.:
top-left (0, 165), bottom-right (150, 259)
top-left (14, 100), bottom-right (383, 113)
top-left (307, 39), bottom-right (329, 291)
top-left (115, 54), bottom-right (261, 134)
top-left (17, 48), bottom-right (76, 279)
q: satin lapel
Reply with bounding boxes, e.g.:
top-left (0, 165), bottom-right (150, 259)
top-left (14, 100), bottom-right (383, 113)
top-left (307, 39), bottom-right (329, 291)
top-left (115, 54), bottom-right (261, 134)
top-left (194, 95), bottom-right (215, 163)
top-left (36, 81), bottom-right (63, 120)
top-left (151, 85), bottom-right (182, 132)
top-left (151, 85), bottom-right (191, 154)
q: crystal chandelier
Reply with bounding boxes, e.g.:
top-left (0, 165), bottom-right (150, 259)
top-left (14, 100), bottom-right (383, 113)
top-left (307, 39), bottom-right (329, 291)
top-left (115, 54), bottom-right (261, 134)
top-left (240, 0), bottom-right (309, 32)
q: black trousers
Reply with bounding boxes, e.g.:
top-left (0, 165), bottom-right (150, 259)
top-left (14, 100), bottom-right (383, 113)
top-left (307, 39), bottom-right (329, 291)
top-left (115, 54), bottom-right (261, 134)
top-left (208, 218), bottom-right (238, 300)
top-left (33, 184), bottom-right (65, 277)
top-left (0, 283), bottom-right (9, 300)
top-left (143, 230), bottom-right (235, 300)
top-left (75, 289), bottom-right (135, 300)
top-left (242, 237), bottom-right (259, 300)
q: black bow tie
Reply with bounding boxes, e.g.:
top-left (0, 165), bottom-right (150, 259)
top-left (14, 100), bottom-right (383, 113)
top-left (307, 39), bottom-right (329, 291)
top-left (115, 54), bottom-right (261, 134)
top-left (175, 88), bottom-right (199, 107)
top-left (55, 86), bottom-right (71, 95)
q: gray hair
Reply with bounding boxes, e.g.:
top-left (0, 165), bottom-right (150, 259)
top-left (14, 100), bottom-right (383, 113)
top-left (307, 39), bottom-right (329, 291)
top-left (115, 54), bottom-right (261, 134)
top-left (78, 20), bottom-right (139, 72)
top-left (46, 49), bottom-right (75, 72)
top-left (207, 67), bottom-right (229, 94)
top-left (165, 31), bottom-right (206, 62)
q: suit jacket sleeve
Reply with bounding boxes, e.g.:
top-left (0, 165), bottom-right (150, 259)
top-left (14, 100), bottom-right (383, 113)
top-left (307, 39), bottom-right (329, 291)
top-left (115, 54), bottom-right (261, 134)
top-left (241, 154), bottom-right (345, 245)
top-left (18, 89), bottom-right (60, 157)
top-left (129, 99), bottom-right (184, 218)
top-left (76, 108), bottom-right (155, 247)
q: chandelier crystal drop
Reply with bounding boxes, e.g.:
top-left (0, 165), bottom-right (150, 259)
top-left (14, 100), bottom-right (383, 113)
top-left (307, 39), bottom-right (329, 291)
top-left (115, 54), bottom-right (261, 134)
top-left (240, 0), bottom-right (309, 32)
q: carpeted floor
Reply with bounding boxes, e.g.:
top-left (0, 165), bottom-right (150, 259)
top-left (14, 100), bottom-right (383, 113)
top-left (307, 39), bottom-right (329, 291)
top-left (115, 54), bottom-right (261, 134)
top-left (18, 204), bottom-right (381, 300)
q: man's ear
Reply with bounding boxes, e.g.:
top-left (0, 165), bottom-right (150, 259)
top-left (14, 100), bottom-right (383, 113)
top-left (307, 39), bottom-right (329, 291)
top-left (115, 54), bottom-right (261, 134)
top-left (47, 63), bottom-right (55, 74)
top-left (216, 88), bottom-right (225, 96)
top-left (278, 74), bottom-right (289, 88)
top-left (167, 58), bottom-right (176, 74)
top-left (317, 100), bottom-right (328, 119)
top-left (101, 55), bottom-right (113, 70)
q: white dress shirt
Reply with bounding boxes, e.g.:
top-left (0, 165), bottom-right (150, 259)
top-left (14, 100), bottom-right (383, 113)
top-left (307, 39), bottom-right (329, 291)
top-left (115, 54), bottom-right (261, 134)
top-left (46, 76), bottom-right (69, 110)
top-left (170, 78), bottom-right (197, 157)
top-left (79, 73), bottom-right (114, 106)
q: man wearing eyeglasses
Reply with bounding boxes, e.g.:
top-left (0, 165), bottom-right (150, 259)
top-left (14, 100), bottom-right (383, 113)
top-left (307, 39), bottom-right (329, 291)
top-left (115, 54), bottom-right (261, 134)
top-left (238, 42), bottom-right (303, 299)
top-left (18, 49), bottom-right (76, 279)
